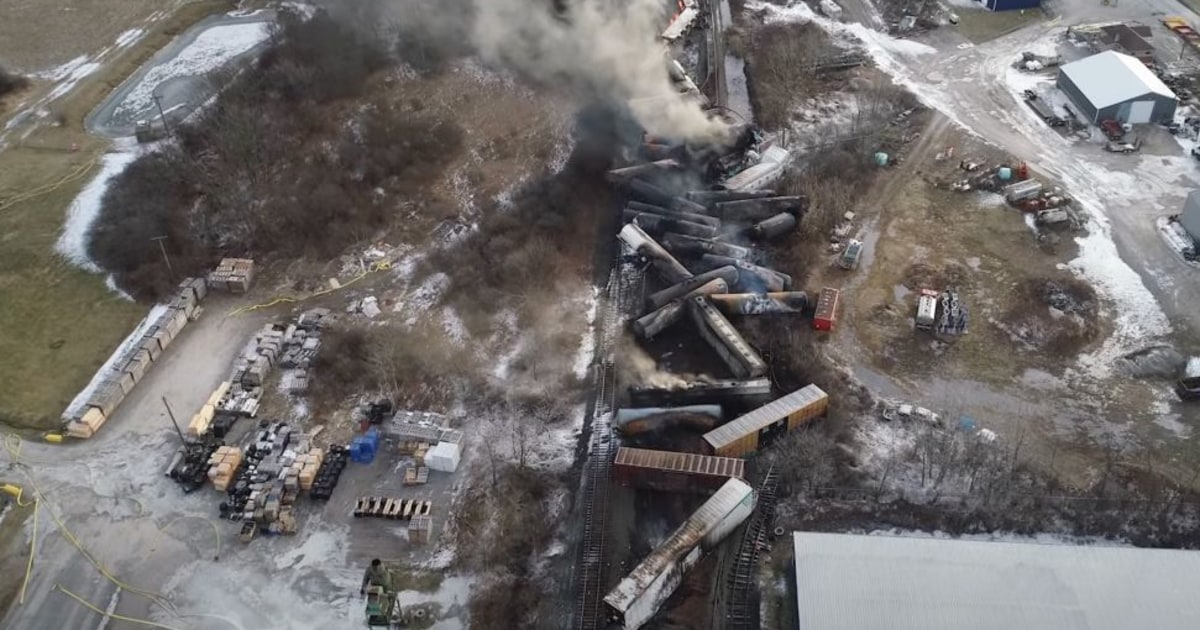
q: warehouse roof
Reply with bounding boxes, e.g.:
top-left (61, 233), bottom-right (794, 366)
top-left (792, 532), bottom-right (1200, 630)
top-left (1059, 51), bottom-right (1174, 108)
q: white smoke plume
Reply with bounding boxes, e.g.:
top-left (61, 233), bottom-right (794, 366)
top-left (618, 333), bottom-right (712, 389)
top-left (472, 0), bottom-right (732, 144)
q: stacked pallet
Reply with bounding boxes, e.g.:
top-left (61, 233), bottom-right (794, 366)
top-left (208, 446), bottom-right (243, 491)
top-left (291, 448), bottom-right (326, 491)
top-left (62, 279), bottom-right (211, 439)
top-left (403, 467), bottom-right (430, 486)
top-left (207, 258), bottom-right (256, 293)
top-left (353, 497), bottom-right (433, 519)
top-left (408, 515), bottom-right (434, 545)
top-left (187, 404), bottom-right (216, 437)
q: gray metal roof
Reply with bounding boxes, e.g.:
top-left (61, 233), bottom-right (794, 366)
top-left (1059, 51), bottom-right (1175, 109)
top-left (792, 532), bottom-right (1200, 630)
top-left (703, 384), bottom-right (827, 450)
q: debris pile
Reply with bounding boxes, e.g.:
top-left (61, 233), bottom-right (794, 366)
top-left (207, 257), bottom-right (256, 293)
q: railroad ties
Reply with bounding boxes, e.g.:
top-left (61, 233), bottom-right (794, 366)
top-left (725, 466), bottom-right (780, 630)
top-left (575, 253), bottom-right (642, 630)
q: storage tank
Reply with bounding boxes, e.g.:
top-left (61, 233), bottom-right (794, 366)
top-left (647, 266), bottom-right (739, 309)
top-left (619, 223), bottom-right (693, 284)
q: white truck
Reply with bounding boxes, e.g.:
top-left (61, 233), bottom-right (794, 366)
top-left (915, 288), bottom-right (939, 330)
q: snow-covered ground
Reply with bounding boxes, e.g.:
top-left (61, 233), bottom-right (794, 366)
top-left (745, 1), bottom-right (1179, 383)
top-left (55, 145), bottom-right (140, 272)
top-left (111, 21), bottom-right (271, 121)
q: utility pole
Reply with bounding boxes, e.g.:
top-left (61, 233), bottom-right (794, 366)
top-left (152, 93), bottom-right (172, 136)
top-left (150, 235), bottom-right (175, 281)
top-left (161, 396), bottom-right (186, 445)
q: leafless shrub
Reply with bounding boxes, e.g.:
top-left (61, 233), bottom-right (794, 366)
top-left (737, 22), bottom-right (837, 129)
top-left (310, 325), bottom-right (378, 404)
top-left (0, 66), bottom-right (27, 99)
top-left (89, 11), bottom-right (464, 299)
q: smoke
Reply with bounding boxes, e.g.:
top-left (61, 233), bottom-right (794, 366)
top-left (618, 334), bottom-right (712, 390)
top-left (471, 0), bottom-right (732, 144)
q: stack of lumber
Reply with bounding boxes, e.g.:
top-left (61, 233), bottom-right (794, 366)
top-left (207, 258), bottom-right (256, 293)
top-left (291, 448), bottom-right (325, 491)
top-left (187, 404), bottom-right (216, 438)
top-left (66, 407), bottom-right (108, 439)
top-left (207, 446), bottom-right (243, 491)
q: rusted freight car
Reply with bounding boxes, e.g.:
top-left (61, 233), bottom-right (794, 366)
top-left (612, 447), bottom-right (745, 494)
top-left (701, 384), bottom-right (829, 457)
top-left (603, 478), bottom-right (755, 630)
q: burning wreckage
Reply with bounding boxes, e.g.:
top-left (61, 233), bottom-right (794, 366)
top-left (595, 127), bottom-right (833, 629)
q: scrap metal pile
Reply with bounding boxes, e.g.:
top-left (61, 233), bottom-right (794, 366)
top-left (594, 128), bottom-right (837, 630)
top-left (610, 128), bottom-right (805, 382)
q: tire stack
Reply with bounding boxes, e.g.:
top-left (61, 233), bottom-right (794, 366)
top-left (310, 444), bottom-right (348, 501)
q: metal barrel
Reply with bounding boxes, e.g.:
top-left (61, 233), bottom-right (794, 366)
top-left (750, 213), bottom-right (798, 241)
top-left (628, 178), bottom-right (676, 207)
top-left (715, 195), bottom-right (808, 222)
top-left (619, 223), bottom-right (692, 284)
top-left (628, 201), bottom-right (721, 227)
top-left (709, 292), bottom-right (809, 315)
top-left (699, 254), bottom-right (792, 292)
top-left (624, 211), bottom-right (719, 239)
top-left (647, 266), bottom-right (739, 309)
top-left (661, 233), bottom-right (753, 260)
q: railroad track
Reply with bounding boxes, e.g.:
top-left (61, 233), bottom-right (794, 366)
top-left (574, 253), bottom-right (642, 630)
top-left (724, 466), bottom-right (779, 630)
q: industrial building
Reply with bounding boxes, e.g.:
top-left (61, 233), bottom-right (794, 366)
top-left (1179, 190), bottom-right (1200, 242)
top-left (791, 532), bottom-right (1200, 629)
top-left (1056, 51), bottom-right (1176, 123)
top-left (983, 0), bottom-right (1040, 11)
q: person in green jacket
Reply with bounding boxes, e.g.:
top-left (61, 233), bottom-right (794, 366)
top-left (361, 558), bottom-right (391, 595)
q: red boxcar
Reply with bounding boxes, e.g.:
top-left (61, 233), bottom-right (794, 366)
top-left (813, 287), bottom-right (840, 331)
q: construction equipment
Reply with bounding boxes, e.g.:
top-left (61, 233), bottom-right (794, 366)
top-left (365, 585), bottom-right (395, 627)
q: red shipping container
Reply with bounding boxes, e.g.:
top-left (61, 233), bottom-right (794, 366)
top-left (813, 287), bottom-right (840, 331)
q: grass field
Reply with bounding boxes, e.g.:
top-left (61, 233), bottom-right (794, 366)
top-left (0, 1), bottom-right (232, 430)
top-left (953, 7), bottom-right (1045, 44)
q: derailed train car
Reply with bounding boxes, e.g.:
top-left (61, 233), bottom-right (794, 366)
top-left (603, 478), bottom-right (756, 630)
top-left (702, 384), bottom-right (829, 457)
top-left (612, 447), bottom-right (745, 493)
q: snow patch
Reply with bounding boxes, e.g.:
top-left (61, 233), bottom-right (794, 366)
top-left (113, 22), bottom-right (271, 120)
top-left (573, 287), bottom-right (599, 380)
top-left (56, 150), bottom-right (140, 271)
top-left (46, 61), bottom-right (100, 101)
top-left (115, 28), bottom-right (146, 49)
top-left (34, 55), bottom-right (91, 81)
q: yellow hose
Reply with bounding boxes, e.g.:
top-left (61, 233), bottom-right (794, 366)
top-left (0, 156), bottom-right (99, 211)
top-left (18, 497), bottom-right (37, 605)
top-left (228, 259), bottom-right (392, 316)
top-left (54, 584), bottom-right (188, 630)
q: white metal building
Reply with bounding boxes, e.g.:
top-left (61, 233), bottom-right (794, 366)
top-left (1056, 51), bottom-right (1177, 124)
top-left (792, 532), bottom-right (1200, 629)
